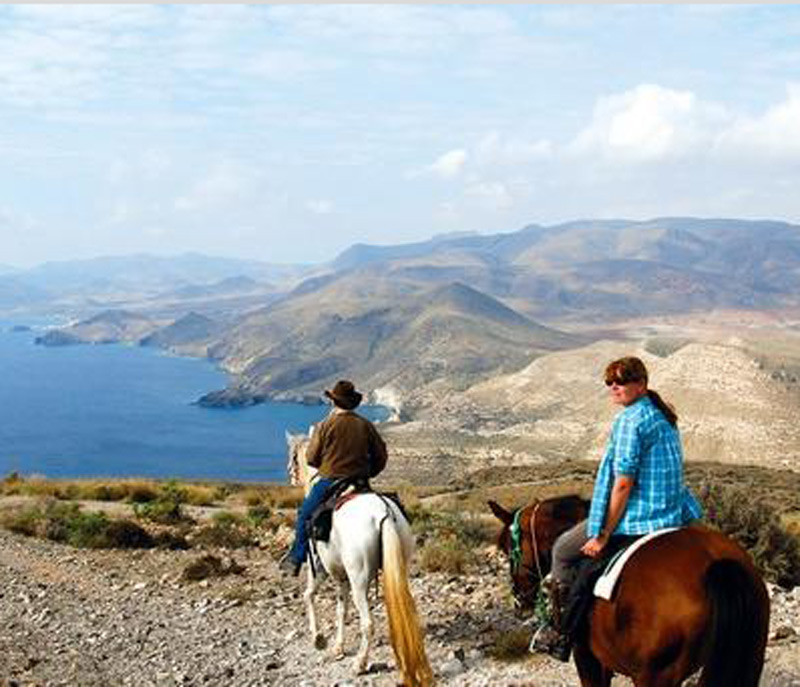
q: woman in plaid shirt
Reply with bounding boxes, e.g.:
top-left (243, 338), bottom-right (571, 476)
top-left (532, 356), bottom-right (702, 661)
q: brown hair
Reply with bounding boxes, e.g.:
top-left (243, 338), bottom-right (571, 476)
top-left (604, 356), bottom-right (678, 426)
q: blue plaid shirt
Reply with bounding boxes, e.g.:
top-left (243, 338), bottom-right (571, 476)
top-left (587, 395), bottom-right (703, 537)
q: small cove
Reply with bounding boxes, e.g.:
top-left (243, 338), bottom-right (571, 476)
top-left (0, 324), bottom-right (388, 482)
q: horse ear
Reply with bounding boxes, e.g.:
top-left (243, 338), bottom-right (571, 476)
top-left (487, 500), bottom-right (513, 525)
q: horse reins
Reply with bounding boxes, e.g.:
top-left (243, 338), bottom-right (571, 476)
top-left (509, 502), bottom-right (545, 608)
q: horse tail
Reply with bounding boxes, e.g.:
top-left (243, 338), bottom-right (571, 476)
top-left (700, 558), bottom-right (769, 687)
top-left (381, 516), bottom-right (433, 687)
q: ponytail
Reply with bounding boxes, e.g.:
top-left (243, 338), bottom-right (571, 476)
top-left (647, 389), bottom-right (678, 426)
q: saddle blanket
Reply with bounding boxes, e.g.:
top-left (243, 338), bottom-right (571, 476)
top-left (594, 527), bottom-right (679, 600)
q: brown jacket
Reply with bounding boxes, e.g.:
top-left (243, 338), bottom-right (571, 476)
top-left (306, 410), bottom-right (388, 479)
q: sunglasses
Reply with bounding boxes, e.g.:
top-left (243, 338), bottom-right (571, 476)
top-left (605, 378), bottom-right (641, 387)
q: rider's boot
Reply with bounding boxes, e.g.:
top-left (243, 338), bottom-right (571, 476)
top-left (530, 575), bottom-right (572, 662)
top-left (278, 551), bottom-right (302, 577)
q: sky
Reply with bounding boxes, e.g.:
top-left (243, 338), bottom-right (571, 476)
top-left (1, 4), bottom-right (800, 268)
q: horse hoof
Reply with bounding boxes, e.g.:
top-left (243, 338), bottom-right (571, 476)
top-left (314, 634), bottom-right (327, 650)
top-left (331, 647), bottom-right (345, 661)
top-left (352, 658), bottom-right (367, 675)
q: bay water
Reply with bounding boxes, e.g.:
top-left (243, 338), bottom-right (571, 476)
top-left (0, 324), bottom-right (388, 482)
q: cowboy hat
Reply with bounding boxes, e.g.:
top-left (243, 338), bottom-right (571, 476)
top-left (324, 380), bottom-right (363, 410)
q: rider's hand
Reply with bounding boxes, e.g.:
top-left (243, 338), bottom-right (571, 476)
top-left (581, 534), bottom-right (608, 558)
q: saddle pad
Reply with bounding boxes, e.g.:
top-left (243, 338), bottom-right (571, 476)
top-left (593, 527), bottom-right (679, 601)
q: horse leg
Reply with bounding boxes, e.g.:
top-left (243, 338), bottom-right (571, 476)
top-left (331, 578), bottom-right (349, 659)
top-left (303, 567), bottom-right (326, 650)
top-left (573, 640), bottom-right (613, 687)
top-left (349, 574), bottom-right (373, 675)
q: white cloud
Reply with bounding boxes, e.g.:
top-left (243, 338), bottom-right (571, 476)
top-left (715, 84), bottom-right (800, 159)
top-left (174, 162), bottom-right (264, 213)
top-left (428, 149), bottom-right (468, 179)
top-left (569, 84), bottom-right (725, 163)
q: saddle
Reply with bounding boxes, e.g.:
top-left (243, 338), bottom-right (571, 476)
top-left (561, 535), bottom-right (639, 640)
top-left (561, 528), bottom-right (679, 640)
top-left (305, 477), bottom-right (409, 544)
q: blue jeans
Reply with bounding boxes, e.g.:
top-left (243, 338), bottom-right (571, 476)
top-left (288, 477), bottom-right (336, 566)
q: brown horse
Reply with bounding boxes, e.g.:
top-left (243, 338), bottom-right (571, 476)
top-left (488, 495), bottom-right (770, 687)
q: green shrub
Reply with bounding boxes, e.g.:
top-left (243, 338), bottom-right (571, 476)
top-left (246, 504), bottom-right (273, 528)
top-left (133, 481), bottom-right (190, 524)
top-left (212, 510), bottom-right (246, 527)
top-left (699, 481), bottom-right (800, 588)
top-left (2, 504), bottom-right (41, 536)
top-left (410, 507), bottom-right (495, 573)
top-left (191, 513), bottom-right (256, 549)
top-left (411, 508), bottom-right (491, 548)
top-left (1, 499), bottom-right (153, 549)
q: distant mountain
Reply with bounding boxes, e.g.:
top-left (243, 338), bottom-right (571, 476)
top-left (20, 253), bottom-right (302, 293)
top-left (18, 216), bottom-right (800, 410)
top-left (36, 309), bottom-right (160, 346)
top-left (161, 276), bottom-right (266, 300)
top-left (326, 217), bottom-right (800, 320)
top-left (140, 312), bottom-right (221, 353)
top-left (198, 279), bottom-right (581, 406)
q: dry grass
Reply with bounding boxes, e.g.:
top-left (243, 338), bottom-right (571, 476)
top-left (485, 626), bottom-right (534, 661)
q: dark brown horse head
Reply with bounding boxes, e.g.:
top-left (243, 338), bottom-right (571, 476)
top-left (488, 495), bottom-right (589, 611)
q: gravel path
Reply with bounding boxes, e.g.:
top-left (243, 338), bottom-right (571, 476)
top-left (1, 526), bottom-right (798, 686)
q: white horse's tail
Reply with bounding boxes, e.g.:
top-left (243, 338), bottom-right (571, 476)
top-left (381, 516), bottom-right (433, 687)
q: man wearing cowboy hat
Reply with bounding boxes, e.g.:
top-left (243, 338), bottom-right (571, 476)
top-left (280, 380), bottom-right (388, 576)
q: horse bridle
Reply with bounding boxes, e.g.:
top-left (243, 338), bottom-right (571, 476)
top-left (509, 502), bottom-right (547, 610)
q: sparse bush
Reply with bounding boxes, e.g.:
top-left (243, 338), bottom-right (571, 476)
top-left (486, 626), bottom-right (532, 661)
top-left (699, 481), bottom-right (800, 588)
top-left (133, 480), bottom-right (190, 525)
top-left (411, 508), bottom-right (493, 573)
top-left (191, 512), bottom-right (256, 549)
top-left (126, 482), bottom-right (160, 503)
top-left (2, 504), bottom-right (41, 536)
top-left (182, 554), bottom-right (245, 581)
top-left (84, 483), bottom-right (128, 502)
top-left (246, 503), bottom-right (273, 528)
top-left (183, 485), bottom-right (217, 507)
top-left (241, 488), bottom-right (268, 508)
top-left (152, 529), bottom-right (190, 550)
top-left (418, 536), bottom-right (471, 574)
top-left (268, 487), bottom-right (304, 509)
top-left (1, 499), bottom-right (153, 549)
top-left (2, 471), bottom-right (23, 495)
top-left (411, 508), bottom-right (492, 549)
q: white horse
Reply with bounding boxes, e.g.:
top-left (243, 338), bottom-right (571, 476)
top-left (286, 431), bottom-right (432, 687)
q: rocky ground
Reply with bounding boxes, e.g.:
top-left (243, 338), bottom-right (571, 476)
top-left (1, 524), bottom-right (799, 687)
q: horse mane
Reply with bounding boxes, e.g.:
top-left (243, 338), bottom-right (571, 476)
top-left (538, 494), bottom-right (591, 522)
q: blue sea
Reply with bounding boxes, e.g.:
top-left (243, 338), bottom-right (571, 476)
top-left (0, 322), bottom-right (388, 482)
